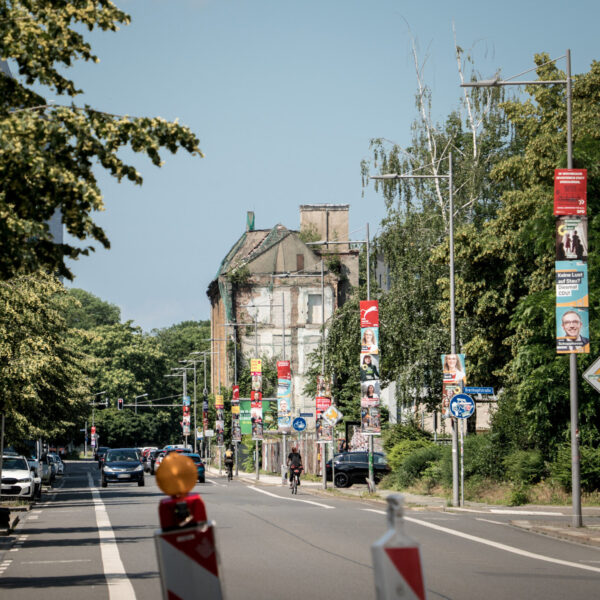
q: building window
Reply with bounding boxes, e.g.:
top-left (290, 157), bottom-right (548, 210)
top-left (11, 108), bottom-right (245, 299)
top-left (307, 293), bottom-right (322, 324)
top-left (296, 254), bottom-right (304, 271)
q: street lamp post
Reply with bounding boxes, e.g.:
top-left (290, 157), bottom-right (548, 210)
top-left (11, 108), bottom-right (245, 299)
top-left (371, 155), bottom-right (460, 506)
top-left (460, 50), bottom-right (581, 527)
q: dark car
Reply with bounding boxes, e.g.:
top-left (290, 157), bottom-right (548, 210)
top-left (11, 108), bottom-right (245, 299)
top-left (186, 453), bottom-right (205, 483)
top-left (96, 446), bottom-right (110, 467)
top-left (101, 448), bottom-right (144, 487)
top-left (325, 451), bottom-right (390, 488)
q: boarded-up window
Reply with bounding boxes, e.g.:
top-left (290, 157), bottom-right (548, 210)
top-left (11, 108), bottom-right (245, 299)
top-left (307, 293), bottom-right (322, 324)
top-left (296, 254), bottom-right (304, 271)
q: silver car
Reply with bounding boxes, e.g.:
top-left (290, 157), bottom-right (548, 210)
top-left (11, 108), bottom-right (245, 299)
top-left (48, 453), bottom-right (64, 476)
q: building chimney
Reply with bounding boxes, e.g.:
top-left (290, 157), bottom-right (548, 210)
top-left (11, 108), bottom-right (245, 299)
top-left (246, 211), bottom-right (255, 232)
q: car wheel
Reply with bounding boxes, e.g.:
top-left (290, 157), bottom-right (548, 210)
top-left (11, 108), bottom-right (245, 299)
top-left (138, 478), bottom-right (145, 487)
top-left (101, 478), bottom-right (108, 488)
top-left (334, 472), bottom-right (349, 488)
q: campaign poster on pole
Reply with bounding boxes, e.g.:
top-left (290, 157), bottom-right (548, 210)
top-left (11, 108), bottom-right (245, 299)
top-left (240, 399), bottom-right (251, 435)
top-left (360, 300), bottom-right (381, 435)
top-left (316, 373), bottom-right (333, 442)
top-left (556, 306), bottom-right (590, 354)
top-left (251, 359), bottom-right (263, 439)
top-left (441, 354), bottom-right (466, 419)
top-left (251, 392), bottom-right (263, 440)
top-left (554, 169), bottom-right (587, 215)
top-left (215, 395), bottom-right (224, 446)
top-left (231, 385), bottom-right (241, 442)
top-left (556, 216), bottom-right (587, 262)
top-left (277, 360), bottom-right (292, 433)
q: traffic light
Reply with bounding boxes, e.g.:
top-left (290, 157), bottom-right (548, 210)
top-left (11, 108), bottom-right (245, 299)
top-left (118, 398), bottom-right (123, 410)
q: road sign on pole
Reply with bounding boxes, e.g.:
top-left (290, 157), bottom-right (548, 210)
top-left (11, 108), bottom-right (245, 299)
top-left (583, 355), bottom-right (600, 393)
top-left (448, 393), bottom-right (475, 419)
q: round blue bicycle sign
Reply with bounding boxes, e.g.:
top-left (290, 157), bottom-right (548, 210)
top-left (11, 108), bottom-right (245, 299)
top-left (292, 417), bottom-right (307, 432)
top-left (449, 393), bottom-right (475, 419)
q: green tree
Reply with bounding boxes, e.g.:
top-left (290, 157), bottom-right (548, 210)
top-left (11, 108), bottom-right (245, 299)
top-left (64, 288), bottom-right (120, 329)
top-left (0, 1), bottom-right (202, 280)
top-left (0, 273), bottom-right (91, 442)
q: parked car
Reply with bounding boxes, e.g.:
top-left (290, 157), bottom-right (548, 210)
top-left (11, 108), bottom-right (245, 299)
top-left (48, 453), bottom-right (64, 476)
top-left (186, 453), bottom-right (206, 483)
top-left (101, 448), bottom-right (145, 488)
top-left (325, 451), bottom-right (391, 488)
top-left (152, 450), bottom-right (167, 473)
top-left (96, 447), bottom-right (110, 468)
top-left (1, 455), bottom-right (36, 499)
top-left (26, 458), bottom-right (44, 499)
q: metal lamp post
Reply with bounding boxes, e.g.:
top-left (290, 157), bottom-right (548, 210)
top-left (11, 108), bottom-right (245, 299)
top-left (371, 155), bottom-right (460, 506)
top-left (461, 50), bottom-right (581, 527)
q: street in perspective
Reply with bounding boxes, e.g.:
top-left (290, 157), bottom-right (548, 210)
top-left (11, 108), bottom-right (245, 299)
top-left (2, 2), bottom-right (600, 600)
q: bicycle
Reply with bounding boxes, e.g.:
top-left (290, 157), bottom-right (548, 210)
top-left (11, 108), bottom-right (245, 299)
top-left (290, 467), bottom-right (302, 495)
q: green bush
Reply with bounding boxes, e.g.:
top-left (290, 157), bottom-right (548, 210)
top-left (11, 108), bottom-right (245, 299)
top-left (550, 444), bottom-right (600, 492)
top-left (387, 439), bottom-right (434, 472)
top-left (383, 423), bottom-right (431, 454)
top-left (463, 433), bottom-right (506, 481)
top-left (397, 445), bottom-right (443, 488)
top-left (509, 483), bottom-right (530, 506)
top-left (503, 449), bottom-right (545, 485)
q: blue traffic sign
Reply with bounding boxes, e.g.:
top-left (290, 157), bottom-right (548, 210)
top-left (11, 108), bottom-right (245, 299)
top-left (449, 393), bottom-right (475, 419)
top-left (292, 417), bottom-right (307, 432)
top-left (464, 386), bottom-right (494, 395)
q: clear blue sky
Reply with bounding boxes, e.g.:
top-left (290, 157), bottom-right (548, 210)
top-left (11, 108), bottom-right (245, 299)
top-left (56, 0), bottom-right (599, 331)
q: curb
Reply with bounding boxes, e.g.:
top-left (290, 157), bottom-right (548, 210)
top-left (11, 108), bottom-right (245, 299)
top-left (511, 519), bottom-right (600, 547)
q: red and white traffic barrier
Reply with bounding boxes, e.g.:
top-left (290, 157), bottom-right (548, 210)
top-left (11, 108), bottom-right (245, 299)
top-left (154, 453), bottom-right (225, 600)
top-left (372, 494), bottom-right (426, 600)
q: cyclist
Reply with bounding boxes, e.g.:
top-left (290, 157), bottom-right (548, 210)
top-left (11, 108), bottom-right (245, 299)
top-left (287, 446), bottom-right (303, 488)
top-left (224, 445), bottom-right (234, 480)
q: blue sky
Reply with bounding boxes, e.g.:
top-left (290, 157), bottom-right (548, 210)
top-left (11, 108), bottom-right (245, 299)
top-left (53, 0), bottom-right (599, 331)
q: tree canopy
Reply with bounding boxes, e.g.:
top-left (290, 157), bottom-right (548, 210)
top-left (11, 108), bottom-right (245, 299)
top-left (0, 1), bottom-right (202, 280)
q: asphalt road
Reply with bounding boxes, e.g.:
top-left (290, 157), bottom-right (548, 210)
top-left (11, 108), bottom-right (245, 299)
top-left (1, 461), bottom-right (599, 599)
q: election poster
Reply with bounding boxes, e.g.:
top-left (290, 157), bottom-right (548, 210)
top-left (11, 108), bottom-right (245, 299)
top-left (360, 300), bottom-right (381, 435)
top-left (556, 216), bottom-right (587, 262)
top-left (554, 169), bottom-right (587, 215)
top-left (556, 306), bottom-right (590, 354)
top-left (277, 360), bottom-right (292, 433)
top-left (231, 385), bottom-right (241, 442)
top-left (251, 359), bottom-right (263, 440)
top-left (215, 394), bottom-right (224, 446)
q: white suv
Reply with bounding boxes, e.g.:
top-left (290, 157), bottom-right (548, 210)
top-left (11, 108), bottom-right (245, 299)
top-left (1, 455), bottom-right (35, 499)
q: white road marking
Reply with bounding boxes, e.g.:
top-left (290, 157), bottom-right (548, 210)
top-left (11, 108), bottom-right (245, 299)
top-left (362, 509), bottom-right (600, 574)
top-left (87, 472), bottom-right (137, 599)
top-left (490, 509), bottom-right (563, 516)
top-left (205, 478), bottom-right (226, 487)
top-left (403, 515), bottom-right (600, 574)
top-left (22, 559), bottom-right (92, 565)
top-left (247, 485), bottom-right (335, 509)
top-left (29, 515), bottom-right (39, 520)
top-left (476, 518), bottom-right (510, 525)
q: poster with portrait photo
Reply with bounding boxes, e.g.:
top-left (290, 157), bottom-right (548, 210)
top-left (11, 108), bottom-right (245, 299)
top-left (251, 374), bottom-right (262, 392)
top-left (556, 306), bottom-right (590, 354)
top-left (441, 353), bottom-right (466, 385)
top-left (361, 380), bottom-right (380, 399)
top-left (556, 216), bottom-right (587, 262)
top-left (361, 398), bottom-right (381, 434)
top-left (442, 383), bottom-right (462, 419)
top-left (360, 353), bottom-right (380, 381)
top-left (360, 327), bottom-right (379, 354)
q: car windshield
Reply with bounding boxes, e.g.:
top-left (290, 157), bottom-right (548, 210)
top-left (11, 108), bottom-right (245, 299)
top-left (3, 457), bottom-right (28, 470)
top-left (106, 450), bottom-right (139, 462)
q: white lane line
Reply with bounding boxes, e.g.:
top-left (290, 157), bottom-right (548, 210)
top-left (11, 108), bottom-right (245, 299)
top-left (29, 515), bottom-right (39, 520)
top-left (205, 478), bottom-right (226, 487)
top-left (87, 472), bottom-right (137, 599)
top-left (490, 509), bottom-right (563, 516)
top-left (403, 515), bottom-right (600, 574)
top-left (22, 559), bottom-right (93, 565)
top-left (362, 509), bottom-right (600, 574)
top-left (247, 485), bottom-right (335, 509)
top-left (476, 518), bottom-right (510, 526)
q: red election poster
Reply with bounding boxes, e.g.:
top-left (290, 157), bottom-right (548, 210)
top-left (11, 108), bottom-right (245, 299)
top-left (554, 169), bottom-right (587, 215)
top-left (360, 300), bottom-right (379, 328)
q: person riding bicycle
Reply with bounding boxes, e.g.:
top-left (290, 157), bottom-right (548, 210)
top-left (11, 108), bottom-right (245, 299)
top-left (287, 446), bottom-right (303, 488)
top-left (224, 446), bottom-right (234, 478)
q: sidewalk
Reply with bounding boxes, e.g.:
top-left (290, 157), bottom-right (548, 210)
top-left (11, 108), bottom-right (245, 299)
top-left (206, 465), bottom-right (600, 547)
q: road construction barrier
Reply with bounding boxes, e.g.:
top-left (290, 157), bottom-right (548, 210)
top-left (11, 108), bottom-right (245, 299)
top-left (154, 452), bottom-right (225, 600)
top-left (371, 494), bottom-right (426, 600)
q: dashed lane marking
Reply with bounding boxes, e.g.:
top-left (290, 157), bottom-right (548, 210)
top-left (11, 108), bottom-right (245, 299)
top-left (247, 485), bottom-right (335, 509)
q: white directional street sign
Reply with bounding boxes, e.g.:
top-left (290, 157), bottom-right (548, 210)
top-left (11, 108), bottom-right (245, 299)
top-left (583, 355), bottom-right (600, 393)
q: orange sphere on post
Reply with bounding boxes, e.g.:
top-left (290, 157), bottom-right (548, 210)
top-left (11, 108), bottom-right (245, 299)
top-left (156, 452), bottom-right (197, 497)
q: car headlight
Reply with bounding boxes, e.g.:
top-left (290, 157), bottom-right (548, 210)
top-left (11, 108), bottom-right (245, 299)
top-left (134, 464), bottom-right (144, 471)
top-left (18, 477), bottom-right (32, 482)
top-left (103, 466), bottom-right (115, 473)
